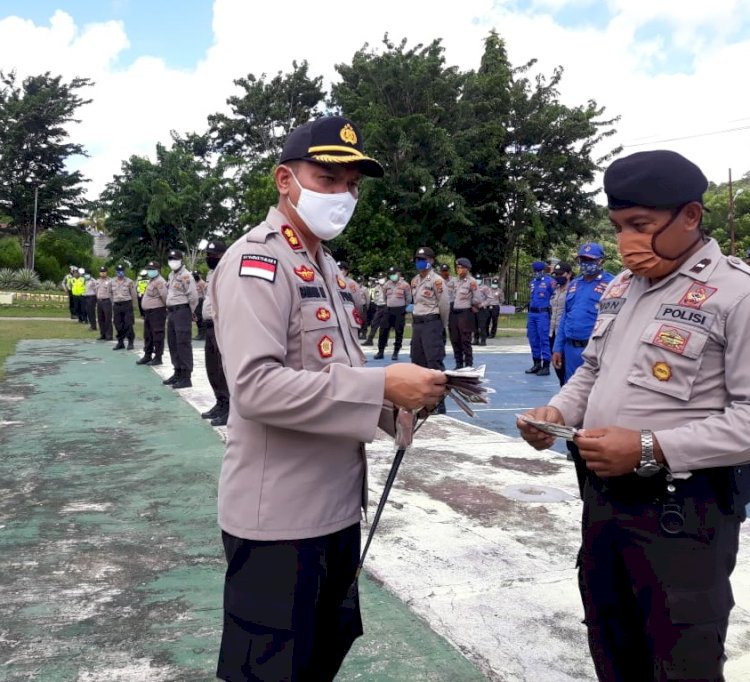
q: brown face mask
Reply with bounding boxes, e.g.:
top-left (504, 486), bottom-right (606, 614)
top-left (617, 209), bottom-right (701, 279)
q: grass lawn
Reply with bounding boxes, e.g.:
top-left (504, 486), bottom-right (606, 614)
top-left (0, 305), bottom-right (72, 318)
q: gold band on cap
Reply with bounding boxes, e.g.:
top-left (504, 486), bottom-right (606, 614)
top-left (308, 145), bottom-right (365, 157)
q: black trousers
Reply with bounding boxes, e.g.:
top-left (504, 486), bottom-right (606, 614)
top-left (366, 305), bottom-right (386, 342)
top-left (68, 291), bottom-right (74, 316)
top-left (143, 307), bottom-right (167, 358)
top-left (475, 308), bottom-right (489, 343)
top-left (579, 473), bottom-right (740, 682)
top-left (167, 305), bottom-right (193, 374)
top-left (97, 299), bottom-right (113, 339)
top-left (205, 324), bottom-right (229, 406)
top-left (73, 295), bottom-right (86, 323)
top-left (84, 296), bottom-right (97, 329)
top-left (449, 309), bottom-right (475, 368)
top-left (195, 298), bottom-right (205, 337)
top-left (217, 524), bottom-right (362, 682)
top-left (487, 305), bottom-right (499, 337)
top-left (113, 301), bottom-right (135, 343)
top-left (378, 306), bottom-right (406, 352)
top-left (550, 332), bottom-right (565, 387)
top-left (410, 317), bottom-right (445, 370)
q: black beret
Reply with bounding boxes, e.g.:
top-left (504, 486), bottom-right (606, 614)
top-left (438, 264), bottom-right (450, 272)
top-left (168, 249), bottom-right (183, 259)
top-left (337, 260), bottom-right (350, 270)
top-left (280, 116), bottom-right (383, 178)
top-left (553, 261), bottom-right (573, 274)
top-left (115, 264), bottom-right (125, 271)
top-left (99, 266), bottom-right (108, 273)
top-left (456, 257), bottom-right (472, 269)
top-left (604, 150), bottom-right (708, 210)
top-left (206, 240), bottom-right (227, 254)
top-left (415, 246), bottom-right (435, 259)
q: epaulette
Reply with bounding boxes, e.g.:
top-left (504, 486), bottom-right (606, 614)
top-left (726, 256), bottom-right (750, 276)
top-left (246, 222), bottom-right (275, 244)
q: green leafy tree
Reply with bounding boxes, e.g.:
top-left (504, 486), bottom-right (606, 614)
top-left (703, 174), bottom-right (750, 257)
top-left (451, 31), bottom-right (620, 279)
top-left (0, 71), bottom-right (92, 269)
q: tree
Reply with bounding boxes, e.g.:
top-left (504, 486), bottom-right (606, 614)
top-left (0, 71), bottom-right (92, 269)
top-left (703, 173), bottom-right (750, 257)
top-left (451, 32), bottom-right (620, 279)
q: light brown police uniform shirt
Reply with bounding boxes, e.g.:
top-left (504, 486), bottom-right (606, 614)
top-left (384, 279), bottom-right (412, 307)
top-left (166, 266), bottom-right (199, 311)
top-left (550, 283), bottom-right (568, 337)
top-left (196, 279), bottom-right (207, 299)
top-left (210, 207), bottom-right (390, 541)
top-left (202, 270), bottom-right (215, 320)
top-left (141, 276), bottom-right (168, 310)
top-left (549, 239), bottom-right (750, 475)
top-left (477, 283), bottom-right (492, 307)
top-left (84, 279), bottom-right (97, 296)
top-left (411, 270), bottom-right (450, 327)
top-left (111, 277), bottom-right (137, 304)
top-left (95, 278), bottom-right (112, 300)
top-left (372, 283), bottom-right (386, 306)
top-left (453, 275), bottom-right (483, 311)
top-left (486, 287), bottom-right (502, 307)
top-left (344, 276), bottom-right (366, 309)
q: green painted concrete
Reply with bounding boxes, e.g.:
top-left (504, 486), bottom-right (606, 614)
top-left (0, 340), bottom-right (484, 681)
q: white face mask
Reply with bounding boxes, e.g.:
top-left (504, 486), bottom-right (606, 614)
top-left (168, 260), bottom-right (182, 271)
top-left (287, 169), bottom-right (357, 241)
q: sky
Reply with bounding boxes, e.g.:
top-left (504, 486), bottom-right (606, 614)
top-left (1, 0), bottom-right (749, 204)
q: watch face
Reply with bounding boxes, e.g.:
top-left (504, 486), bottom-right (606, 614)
top-left (637, 462), bottom-right (662, 478)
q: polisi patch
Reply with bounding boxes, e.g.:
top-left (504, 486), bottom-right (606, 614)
top-left (652, 325), bottom-right (690, 354)
top-left (239, 254), bottom-right (278, 282)
top-left (598, 298), bottom-right (625, 315)
top-left (656, 304), bottom-right (714, 332)
top-left (679, 282), bottom-right (717, 309)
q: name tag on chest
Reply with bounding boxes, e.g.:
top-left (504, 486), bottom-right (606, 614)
top-left (598, 297), bottom-right (625, 315)
top-left (656, 304), bottom-right (715, 332)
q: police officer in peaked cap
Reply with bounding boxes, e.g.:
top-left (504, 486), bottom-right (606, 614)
top-left (518, 149), bottom-right (750, 680)
top-left (210, 115), bottom-right (447, 680)
top-left (163, 249), bottom-right (199, 389)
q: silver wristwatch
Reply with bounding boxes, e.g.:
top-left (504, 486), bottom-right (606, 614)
top-left (636, 429), bottom-right (661, 478)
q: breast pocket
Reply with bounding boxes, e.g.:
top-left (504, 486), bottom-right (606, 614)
top-left (300, 303), bottom-right (344, 370)
top-left (627, 321), bottom-right (709, 401)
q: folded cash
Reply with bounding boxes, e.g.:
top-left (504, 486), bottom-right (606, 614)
top-left (516, 413), bottom-right (579, 441)
top-left (444, 365), bottom-right (493, 414)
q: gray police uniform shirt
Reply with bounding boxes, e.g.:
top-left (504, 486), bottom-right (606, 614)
top-left (486, 287), bottom-right (502, 306)
top-left (550, 283), bottom-right (568, 338)
top-left (453, 275), bottom-right (483, 310)
top-left (95, 278), bottom-right (112, 300)
top-left (166, 266), bottom-right (199, 311)
top-left (111, 277), bottom-right (137, 303)
top-left (141, 275), bottom-right (168, 311)
top-left (210, 207), bottom-right (392, 541)
top-left (202, 269), bottom-right (215, 320)
top-left (411, 270), bottom-right (450, 326)
top-left (344, 276), bottom-right (366, 309)
top-left (84, 279), bottom-right (97, 296)
top-left (549, 239), bottom-right (750, 475)
top-left (384, 279), bottom-right (412, 307)
top-left (372, 283), bottom-right (386, 306)
top-left (442, 276), bottom-right (456, 303)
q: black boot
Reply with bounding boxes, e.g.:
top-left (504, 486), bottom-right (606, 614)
top-left (135, 355), bottom-right (152, 365)
top-left (211, 409), bottom-right (229, 427)
top-left (373, 350), bottom-right (385, 360)
top-left (112, 341), bottom-right (125, 350)
top-left (147, 356), bottom-right (162, 366)
top-left (163, 373), bottom-right (179, 385)
top-left (525, 359), bottom-right (541, 374)
top-left (363, 339), bottom-right (374, 347)
top-left (172, 373), bottom-right (192, 389)
top-left (201, 403), bottom-right (221, 419)
top-left (537, 360), bottom-right (551, 376)
top-left (391, 346), bottom-right (400, 361)
top-left (126, 340), bottom-right (134, 350)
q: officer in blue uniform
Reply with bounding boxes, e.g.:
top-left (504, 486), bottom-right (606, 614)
top-left (525, 261), bottom-right (554, 375)
top-left (552, 243), bottom-right (614, 383)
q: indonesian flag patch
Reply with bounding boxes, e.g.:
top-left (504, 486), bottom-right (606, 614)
top-left (239, 254), bottom-right (277, 282)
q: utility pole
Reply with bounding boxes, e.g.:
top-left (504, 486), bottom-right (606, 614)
top-left (32, 185), bottom-right (39, 272)
top-left (728, 168), bottom-right (736, 257)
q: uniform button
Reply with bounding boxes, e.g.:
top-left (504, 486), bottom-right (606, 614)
top-left (665, 473), bottom-right (674, 482)
top-left (667, 484), bottom-right (676, 494)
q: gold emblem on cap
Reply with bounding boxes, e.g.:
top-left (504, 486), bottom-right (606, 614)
top-left (652, 361), bottom-right (672, 382)
top-left (339, 124), bottom-right (357, 146)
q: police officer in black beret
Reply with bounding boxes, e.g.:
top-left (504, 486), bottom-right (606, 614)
top-left (518, 149), bottom-right (750, 680)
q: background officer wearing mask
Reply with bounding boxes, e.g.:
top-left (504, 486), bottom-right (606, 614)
top-left (549, 261), bottom-right (573, 387)
top-left (552, 244), bottom-right (614, 384)
top-left (485, 277), bottom-right (502, 339)
top-left (363, 272), bottom-right (386, 346)
top-left (210, 115), bottom-right (447, 682)
top-left (111, 264), bottom-right (137, 350)
top-left (95, 266), bottom-right (113, 340)
top-left (136, 269), bottom-right (149, 317)
top-left (163, 249), bottom-right (198, 389)
top-left (525, 260), bottom-right (554, 375)
top-left (375, 266), bottom-right (412, 361)
top-left (518, 150), bottom-right (750, 681)
top-left (83, 271), bottom-right (97, 332)
top-left (449, 257), bottom-right (483, 369)
top-left (136, 261), bottom-right (168, 366)
top-left (199, 240), bottom-right (230, 427)
top-left (71, 267), bottom-right (87, 323)
top-left (337, 261), bottom-right (367, 339)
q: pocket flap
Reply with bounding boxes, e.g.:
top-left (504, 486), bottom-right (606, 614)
top-left (300, 303), bottom-right (338, 331)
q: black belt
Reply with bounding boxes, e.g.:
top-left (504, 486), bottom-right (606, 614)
top-left (450, 308), bottom-right (473, 314)
top-left (529, 306), bottom-right (550, 313)
top-left (566, 338), bottom-right (588, 348)
top-left (113, 300), bottom-right (132, 305)
top-left (167, 303), bottom-right (189, 312)
top-left (412, 314), bottom-right (440, 324)
top-left (204, 320), bottom-right (214, 328)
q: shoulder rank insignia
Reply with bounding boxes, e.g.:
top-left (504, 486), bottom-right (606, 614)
top-left (239, 254), bottom-right (278, 282)
top-left (294, 265), bottom-right (315, 282)
top-left (282, 225), bottom-right (303, 250)
top-left (337, 276), bottom-right (347, 290)
top-left (679, 282), bottom-right (717, 309)
top-left (318, 335), bottom-right (334, 358)
top-left (652, 361), bottom-right (672, 382)
top-left (316, 307), bottom-right (331, 322)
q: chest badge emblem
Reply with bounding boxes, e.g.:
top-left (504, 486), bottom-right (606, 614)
top-left (318, 335), bottom-right (334, 358)
top-left (294, 265), bottom-right (315, 282)
top-left (316, 307), bottom-right (331, 322)
top-left (652, 361), bottom-right (672, 382)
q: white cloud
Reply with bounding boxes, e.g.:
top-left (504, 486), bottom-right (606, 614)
top-left (0, 0), bottom-right (748, 204)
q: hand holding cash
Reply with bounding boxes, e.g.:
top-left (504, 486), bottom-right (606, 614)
top-left (443, 365), bottom-right (494, 417)
top-left (515, 413), bottom-right (579, 441)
